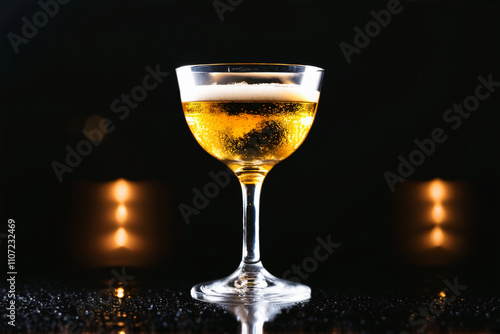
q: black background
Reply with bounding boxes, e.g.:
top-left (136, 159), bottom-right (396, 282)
top-left (1, 0), bottom-right (499, 295)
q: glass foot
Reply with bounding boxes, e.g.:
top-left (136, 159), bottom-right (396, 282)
top-left (191, 262), bottom-right (311, 304)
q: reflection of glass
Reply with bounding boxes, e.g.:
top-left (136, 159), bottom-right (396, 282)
top-left (176, 64), bottom-right (324, 303)
top-left (224, 302), bottom-right (294, 334)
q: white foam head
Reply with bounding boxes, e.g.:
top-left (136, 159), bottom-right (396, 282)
top-left (180, 83), bottom-right (320, 102)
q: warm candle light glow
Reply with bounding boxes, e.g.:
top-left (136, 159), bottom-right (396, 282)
top-left (114, 179), bottom-right (130, 203)
top-left (73, 180), bottom-right (171, 268)
top-left (429, 179), bottom-right (447, 247)
top-left (393, 179), bottom-right (470, 266)
top-left (431, 226), bottom-right (444, 247)
top-left (115, 228), bottom-right (128, 247)
top-left (114, 180), bottom-right (130, 246)
top-left (116, 204), bottom-right (128, 224)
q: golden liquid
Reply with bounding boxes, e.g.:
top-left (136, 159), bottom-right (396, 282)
top-left (183, 101), bottom-right (317, 174)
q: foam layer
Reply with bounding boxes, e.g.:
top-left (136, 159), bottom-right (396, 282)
top-left (180, 84), bottom-right (320, 102)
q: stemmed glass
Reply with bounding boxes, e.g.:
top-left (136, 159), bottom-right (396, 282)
top-left (176, 63), bottom-right (324, 303)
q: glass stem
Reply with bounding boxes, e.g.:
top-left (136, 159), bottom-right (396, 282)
top-left (238, 172), bottom-right (266, 264)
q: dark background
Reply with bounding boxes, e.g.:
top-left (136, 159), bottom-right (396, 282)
top-left (1, 0), bottom-right (499, 296)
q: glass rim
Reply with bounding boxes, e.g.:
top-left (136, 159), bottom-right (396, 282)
top-left (175, 63), bottom-right (324, 73)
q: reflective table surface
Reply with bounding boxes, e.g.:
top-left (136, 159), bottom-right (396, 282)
top-left (2, 278), bottom-right (499, 333)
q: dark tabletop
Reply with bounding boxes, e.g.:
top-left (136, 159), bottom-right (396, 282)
top-left (2, 278), bottom-right (499, 333)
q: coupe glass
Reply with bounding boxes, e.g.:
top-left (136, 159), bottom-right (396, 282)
top-left (176, 63), bottom-right (324, 303)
